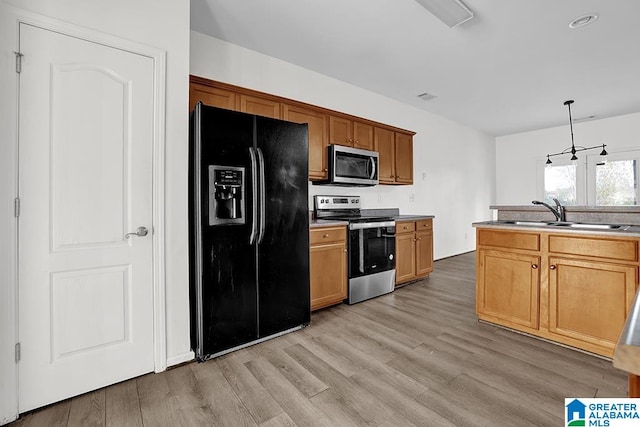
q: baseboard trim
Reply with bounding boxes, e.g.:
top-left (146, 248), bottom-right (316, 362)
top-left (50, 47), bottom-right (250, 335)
top-left (166, 351), bottom-right (195, 369)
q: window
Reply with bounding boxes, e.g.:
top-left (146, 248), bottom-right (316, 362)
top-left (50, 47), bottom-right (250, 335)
top-left (544, 164), bottom-right (577, 205)
top-left (587, 150), bottom-right (640, 206)
top-left (540, 149), bottom-right (640, 206)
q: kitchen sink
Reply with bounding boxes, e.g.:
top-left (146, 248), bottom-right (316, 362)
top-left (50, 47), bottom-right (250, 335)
top-left (500, 220), bottom-right (555, 226)
top-left (550, 222), bottom-right (631, 231)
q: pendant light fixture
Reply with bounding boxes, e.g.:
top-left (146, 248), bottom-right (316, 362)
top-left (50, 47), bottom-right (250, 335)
top-left (545, 100), bottom-right (608, 166)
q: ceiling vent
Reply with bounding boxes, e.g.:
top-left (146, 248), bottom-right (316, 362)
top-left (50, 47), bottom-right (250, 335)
top-left (414, 0), bottom-right (475, 28)
top-left (573, 115), bottom-right (597, 123)
top-left (417, 92), bottom-right (437, 101)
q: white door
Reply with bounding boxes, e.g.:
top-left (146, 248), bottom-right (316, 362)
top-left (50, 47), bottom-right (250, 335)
top-left (18, 23), bottom-right (155, 412)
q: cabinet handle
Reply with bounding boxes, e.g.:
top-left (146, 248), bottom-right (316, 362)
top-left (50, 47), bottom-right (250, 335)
top-left (413, 238), bottom-right (417, 242)
top-left (532, 264), bottom-right (538, 269)
top-left (417, 237), bottom-right (422, 240)
top-left (550, 265), bottom-right (557, 270)
top-left (323, 234), bottom-right (329, 238)
top-left (323, 168), bottom-right (328, 172)
top-left (355, 140), bottom-right (359, 144)
top-left (344, 249), bottom-right (348, 253)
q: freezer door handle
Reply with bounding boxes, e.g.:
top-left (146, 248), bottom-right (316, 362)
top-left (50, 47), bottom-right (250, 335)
top-left (249, 147), bottom-right (258, 245)
top-left (257, 147), bottom-right (266, 244)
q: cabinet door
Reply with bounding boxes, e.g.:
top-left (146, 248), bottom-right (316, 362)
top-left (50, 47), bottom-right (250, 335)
top-left (353, 121), bottom-right (374, 150)
top-left (283, 104), bottom-right (328, 180)
top-left (375, 127), bottom-right (395, 184)
top-left (189, 83), bottom-right (237, 112)
top-left (395, 133), bottom-right (413, 184)
top-left (395, 232), bottom-right (416, 284)
top-left (415, 230), bottom-right (433, 276)
top-left (477, 249), bottom-right (540, 329)
top-left (310, 241), bottom-right (347, 311)
top-left (239, 94), bottom-right (281, 119)
top-left (548, 257), bottom-right (637, 352)
top-left (329, 116), bottom-right (352, 146)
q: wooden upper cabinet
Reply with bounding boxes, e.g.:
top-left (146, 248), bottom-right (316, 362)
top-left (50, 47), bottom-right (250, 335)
top-left (375, 127), bottom-right (395, 184)
top-left (353, 122), bottom-right (374, 150)
top-left (329, 116), bottom-right (374, 150)
top-left (329, 116), bottom-right (352, 147)
top-left (375, 128), bottom-right (414, 185)
top-left (282, 104), bottom-right (328, 180)
top-left (239, 94), bottom-right (281, 119)
top-left (188, 76), bottom-right (415, 183)
top-left (189, 83), bottom-right (237, 112)
top-left (395, 133), bottom-right (413, 184)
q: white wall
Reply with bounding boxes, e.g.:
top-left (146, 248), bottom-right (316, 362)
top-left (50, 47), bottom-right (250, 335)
top-left (191, 31), bottom-right (496, 259)
top-left (496, 112), bottom-right (640, 205)
top-left (0, 1), bottom-right (190, 422)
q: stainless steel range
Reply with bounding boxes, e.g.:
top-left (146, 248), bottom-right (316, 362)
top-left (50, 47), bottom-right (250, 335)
top-left (314, 195), bottom-right (396, 304)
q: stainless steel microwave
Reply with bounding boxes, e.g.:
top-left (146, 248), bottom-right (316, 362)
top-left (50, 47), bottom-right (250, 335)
top-left (317, 145), bottom-right (379, 186)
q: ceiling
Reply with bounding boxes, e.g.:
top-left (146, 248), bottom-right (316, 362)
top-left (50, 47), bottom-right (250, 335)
top-left (190, 0), bottom-right (640, 136)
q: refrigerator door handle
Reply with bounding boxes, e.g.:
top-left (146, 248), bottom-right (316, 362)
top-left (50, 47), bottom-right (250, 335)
top-left (257, 147), bottom-right (266, 244)
top-left (249, 147), bottom-right (258, 245)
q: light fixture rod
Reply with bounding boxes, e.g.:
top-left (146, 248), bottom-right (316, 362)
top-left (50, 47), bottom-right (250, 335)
top-left (545, 100), bottom-right (609, 164)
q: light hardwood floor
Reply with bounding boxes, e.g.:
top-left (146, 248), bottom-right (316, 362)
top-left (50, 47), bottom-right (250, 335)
top-left (11, 252), bottom-right (627, 426)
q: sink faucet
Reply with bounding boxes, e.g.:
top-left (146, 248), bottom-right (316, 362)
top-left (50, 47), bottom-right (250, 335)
top-left (532, 198), bottom-right (566, 222)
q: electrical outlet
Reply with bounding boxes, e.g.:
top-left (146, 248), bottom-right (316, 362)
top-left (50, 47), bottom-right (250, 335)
top-left (422, 172), bottom-right (427, 181)
top-left (409, 193), bottom-right (415, 202)
top-left (378, 193), bottom-right (383, 203)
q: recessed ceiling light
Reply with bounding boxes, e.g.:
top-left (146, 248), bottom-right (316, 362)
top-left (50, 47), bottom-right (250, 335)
top-left (569, 14), bottom-right (599, 29)
top-left (417, 92), bottom-right (437, 101)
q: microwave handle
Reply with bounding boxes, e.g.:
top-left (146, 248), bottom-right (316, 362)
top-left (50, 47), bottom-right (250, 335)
top-left (368, 157), bottom-right (376, 179)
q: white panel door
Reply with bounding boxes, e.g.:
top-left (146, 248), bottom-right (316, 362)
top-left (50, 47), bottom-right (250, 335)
top-left (18, 23), bottom-right (155, 412)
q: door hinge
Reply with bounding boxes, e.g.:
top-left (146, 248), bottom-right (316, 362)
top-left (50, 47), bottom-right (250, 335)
top-left (15, 343), bottom-right (20, 363)
top-left (14, 51), bottom-right (23, 74)
top-left (14, 198), bottom-right (20, 218)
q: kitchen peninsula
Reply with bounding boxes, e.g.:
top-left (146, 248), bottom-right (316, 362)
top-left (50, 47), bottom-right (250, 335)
top-left (473, 205), bottom-right (640, 358)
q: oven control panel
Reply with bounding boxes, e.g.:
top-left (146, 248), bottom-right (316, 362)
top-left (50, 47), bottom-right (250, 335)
top-left (314, 195), bottom-right (360, 210)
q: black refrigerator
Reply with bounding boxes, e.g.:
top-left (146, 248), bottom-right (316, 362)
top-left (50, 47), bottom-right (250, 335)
top-left (189, 102), bottom-right (310, 361)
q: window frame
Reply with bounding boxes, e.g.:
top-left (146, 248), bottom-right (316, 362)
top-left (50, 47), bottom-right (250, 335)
top-left (586, 148), bottom-right (640, 206)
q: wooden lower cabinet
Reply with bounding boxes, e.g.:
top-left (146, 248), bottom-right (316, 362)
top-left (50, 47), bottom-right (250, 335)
top-left (476, 249), bottom-right (540, 330)
top-left (548, 257), bottom-right (637, 352)
top-left (310, 226), bottom-right (347, 311)
top-left (395, 219), bottom-right (433, 285)
top-left (476, 228), bottom-right (640, 357)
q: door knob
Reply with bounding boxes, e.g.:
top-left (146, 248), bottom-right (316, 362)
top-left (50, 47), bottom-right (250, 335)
top-left (125, 226), bottom-right (149, 239)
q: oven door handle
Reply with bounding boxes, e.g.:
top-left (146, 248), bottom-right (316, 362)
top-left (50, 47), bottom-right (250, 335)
top-left (349, 221), bottom-right (395, 230)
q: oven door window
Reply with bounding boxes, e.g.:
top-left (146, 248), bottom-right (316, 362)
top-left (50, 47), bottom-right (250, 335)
top-left (349, 226), bottom-right (395, 278)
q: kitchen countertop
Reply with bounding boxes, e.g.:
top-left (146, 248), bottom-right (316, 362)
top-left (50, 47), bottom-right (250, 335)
top-left (394, 215), bottom-right (435, 221)
top-left (473, 220), bottom-right (640, 238)
top-left (310, 215), bottom-right (434, 228)
top-left (310, 219), bottom-right (349, 228)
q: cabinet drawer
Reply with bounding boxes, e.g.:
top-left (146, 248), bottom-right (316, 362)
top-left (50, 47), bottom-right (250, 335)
top-left (397, 221), bottom-right (416, 234)
top-left (478, 229), bottom-right (540, 251)
top-left (416, 219), bottom-right (432, 231)
top-left (548, 235), bottom-right (638, 262)
top-left (310, 226), bottom-right (346, 245)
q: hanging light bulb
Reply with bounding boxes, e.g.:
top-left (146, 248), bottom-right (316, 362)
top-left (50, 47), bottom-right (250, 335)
top-left (599, 143), bottom-right (608, 164)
